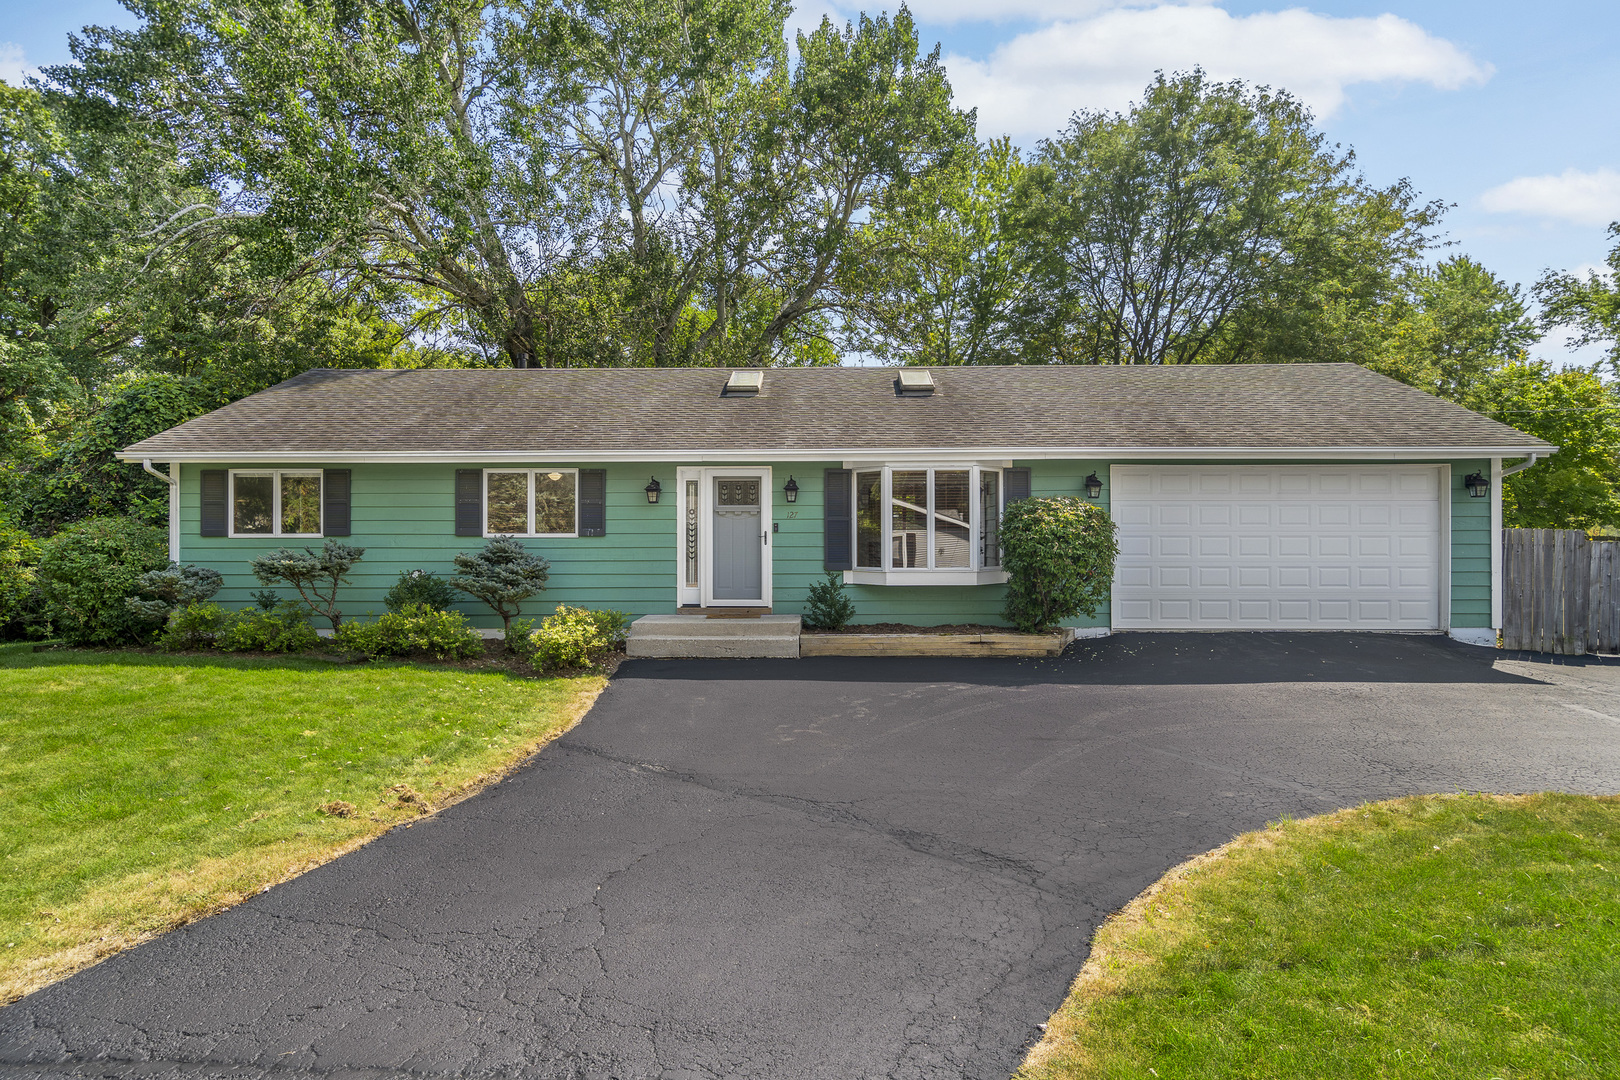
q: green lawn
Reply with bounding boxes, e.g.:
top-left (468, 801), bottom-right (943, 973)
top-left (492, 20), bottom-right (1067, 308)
top-left (1019, 793), bottom-right (1620, 1080)
top-left (0, 642), bottom-right (602, 1003)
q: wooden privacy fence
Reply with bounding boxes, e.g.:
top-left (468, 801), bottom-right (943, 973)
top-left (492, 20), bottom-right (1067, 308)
top-left (1502, 528), bottom-right (1620, 655)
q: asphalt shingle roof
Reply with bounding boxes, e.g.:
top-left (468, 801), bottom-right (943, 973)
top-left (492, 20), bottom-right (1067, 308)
top-left (120, 363), bottom-right (1552, 459)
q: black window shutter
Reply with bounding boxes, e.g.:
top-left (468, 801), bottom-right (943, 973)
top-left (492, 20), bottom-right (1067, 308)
top-left (455, 469), bottom-right (483, 536)
top-left (579, 469), bottom-right (607, 536)
top-left (322, 469), bottom-right (351, 536)
top-left (824, 469), bottom-right (852, 570)
top-left (1005, 467), bottom-right (1032, 503)
top-left (200, 469), bottom-right (228, 537)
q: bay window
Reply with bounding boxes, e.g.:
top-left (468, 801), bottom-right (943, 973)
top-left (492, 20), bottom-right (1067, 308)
top-left (850, 466), bottom-right (1008, 583)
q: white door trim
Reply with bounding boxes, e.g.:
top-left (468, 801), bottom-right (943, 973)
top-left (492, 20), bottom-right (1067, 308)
top-left (675, 466), bottom-right (773, 608)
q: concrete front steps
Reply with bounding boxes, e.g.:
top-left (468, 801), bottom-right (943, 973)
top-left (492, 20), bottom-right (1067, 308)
top-left (626, 614), bottom-right (802, 658)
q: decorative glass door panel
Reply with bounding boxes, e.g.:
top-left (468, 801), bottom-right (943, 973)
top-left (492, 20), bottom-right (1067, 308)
top-left (712, 477), bottom-right (763, 601)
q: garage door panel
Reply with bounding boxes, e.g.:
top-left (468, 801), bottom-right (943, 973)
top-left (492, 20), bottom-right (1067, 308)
top-left (1113, 465), bottom-right (1442, 630)
top-left (1318, 536), bottom-right (1351, 557)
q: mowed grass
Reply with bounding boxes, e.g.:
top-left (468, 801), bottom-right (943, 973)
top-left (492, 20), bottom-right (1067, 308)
top-left (1020, 793), bottom-right (1620, 1080)
top-left (0, 643), bottom-right (604, 1003)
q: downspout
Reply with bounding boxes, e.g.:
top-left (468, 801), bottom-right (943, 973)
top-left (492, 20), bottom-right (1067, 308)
top-left (143, 459), bottom-right (180, 563)
top-left (1501, 453), bottom-right (1540, 478)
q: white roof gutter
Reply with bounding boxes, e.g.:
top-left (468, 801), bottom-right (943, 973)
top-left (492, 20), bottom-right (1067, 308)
top-left (118, 444), bottom-right (1557, 465)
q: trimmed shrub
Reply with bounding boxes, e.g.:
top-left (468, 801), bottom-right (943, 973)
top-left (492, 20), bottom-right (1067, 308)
top-left (216, 603), bottom-right (320, 653)
top-left (334, 604), bottom-right (484, 660)
top-left (504, 616), bottom-right (538, 663)
top-left (452, 536), bottom-right (550, 635)
top-left (527, 605), bottom-right (630, 672)
top-left (250, 539), bottom-right (364, 631)
top-left (803, 571), bottom-right (856, 630)
top-left (383, 569), bottom-right (457, 614)
top-left (0, 524), bottom-right (41, 640)
top-left (36, 516), bottom-right (169, 644)
top-left (1000, 496), bottom-right (1119, 633)
top-left (157, 601), bottom-right (231, 651)
top-left (125, 562), bottom-right (224, 622)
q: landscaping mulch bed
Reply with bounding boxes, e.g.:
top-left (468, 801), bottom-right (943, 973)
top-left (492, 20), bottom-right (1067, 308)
top-left (805, 622), bottom-right (1017, 635)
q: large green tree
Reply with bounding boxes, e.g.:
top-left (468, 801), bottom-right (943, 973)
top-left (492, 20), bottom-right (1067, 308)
top-left (1365, 256), bottom-right (1540, 408)
top-left (50, 0), bottom-right (968, 368)
top-left (1534, 222), bottom-right (1620, 376)
top-left (843, 136), bottom-right (1024, 365)
top-left (1010, 70), bottom-right (1441, 366)
top-left (1481, 363), bottom-right (1620, 530)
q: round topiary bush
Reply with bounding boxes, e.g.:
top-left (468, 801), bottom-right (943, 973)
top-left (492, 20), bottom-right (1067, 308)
top-left (999, 496), bottom-right (1119, 633)
top-left (36, 516), bottom-right (169, 644)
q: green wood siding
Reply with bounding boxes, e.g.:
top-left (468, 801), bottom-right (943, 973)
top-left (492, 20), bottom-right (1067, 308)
top-left (176, 457), bottom-right (1497, 632)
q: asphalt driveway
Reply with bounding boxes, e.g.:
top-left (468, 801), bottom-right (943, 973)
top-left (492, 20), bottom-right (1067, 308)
top-left (5, 632), bottom-right (1620, 1080)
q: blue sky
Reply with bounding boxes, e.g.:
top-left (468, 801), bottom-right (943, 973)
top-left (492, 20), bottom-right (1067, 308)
top-left (4, 0), bottom-right (1616, 364)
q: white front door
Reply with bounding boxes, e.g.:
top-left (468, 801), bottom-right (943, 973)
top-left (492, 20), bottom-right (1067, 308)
top-left (676, 467), bottom-right (773, 608)
top-left (1111, 465), bottom-right (1445, 630)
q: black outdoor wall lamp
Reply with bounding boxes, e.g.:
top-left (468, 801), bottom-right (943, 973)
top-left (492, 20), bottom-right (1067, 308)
top-left (1084, 472), bottom-right (1103, 499)
top-left (784, 476), bottom-right (799, 503)
top-left (1464, 471), bottom-right (1489, 498)
top-left (645, 476), bottom-right (662, 504)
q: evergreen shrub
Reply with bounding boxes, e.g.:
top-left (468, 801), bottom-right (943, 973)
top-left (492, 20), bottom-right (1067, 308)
top-left (382, 569), bottom-right (457, 613)
top-left (803, 571), bottom-right (856, 630)
top-left (1000, 496), bottom-right (1119, 633)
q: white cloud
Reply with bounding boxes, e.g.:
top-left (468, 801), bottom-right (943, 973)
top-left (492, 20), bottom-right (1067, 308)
top-left (942, 4), bottom-right (1492, 142)
top-left (0, 43), bottom-right (32, 87)
top-left (900, 0), bottom-right (1139, 24)
top-left (1479, 169), bottom-right (1620, 227)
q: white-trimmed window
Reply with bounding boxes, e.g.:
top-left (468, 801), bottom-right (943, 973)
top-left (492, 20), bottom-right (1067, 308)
top-left (229, 470), bottom-right (323, 537)
top-left (851, 466), bottom-right (1005, 583)
top-left (485, 469), bottom-right (579, 537)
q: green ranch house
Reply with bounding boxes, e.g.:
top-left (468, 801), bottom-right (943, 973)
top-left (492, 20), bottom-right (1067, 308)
top-left (119, 364), bottom-right (1552, 656)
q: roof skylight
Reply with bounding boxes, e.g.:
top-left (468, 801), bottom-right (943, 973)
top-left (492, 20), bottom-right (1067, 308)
top-left (723, 370), bottom-right (764, 396)
top-left (896, 369), bottom-right (935, 396)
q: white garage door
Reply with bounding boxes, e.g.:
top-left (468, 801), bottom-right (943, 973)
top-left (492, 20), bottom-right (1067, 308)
top-left (1111, 465), bottom-right (1442, 630)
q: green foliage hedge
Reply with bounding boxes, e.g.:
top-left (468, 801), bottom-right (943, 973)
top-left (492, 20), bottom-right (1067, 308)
top-left (158, 601), bottom-right (320, 653)
top-left (334, 604), bottom-right (484, 660)
top-left (37, 516), bottom-right (169, 644)
top-left (0, 524), bottom-right (41, 640)
top-left (1000, 496), bottom-right (1119, 633)
top-left (382, 569), bottom-right (457, 613)
top-left (524, 605), bottom-right (630, 672)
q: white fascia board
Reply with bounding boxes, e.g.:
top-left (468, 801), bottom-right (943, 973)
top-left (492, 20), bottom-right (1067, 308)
top-left (117, 445), bottom-right (1553, 465)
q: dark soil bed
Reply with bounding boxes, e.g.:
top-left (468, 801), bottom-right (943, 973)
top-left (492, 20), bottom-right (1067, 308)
top-left (805, 623), bottom-right (1027, 635)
